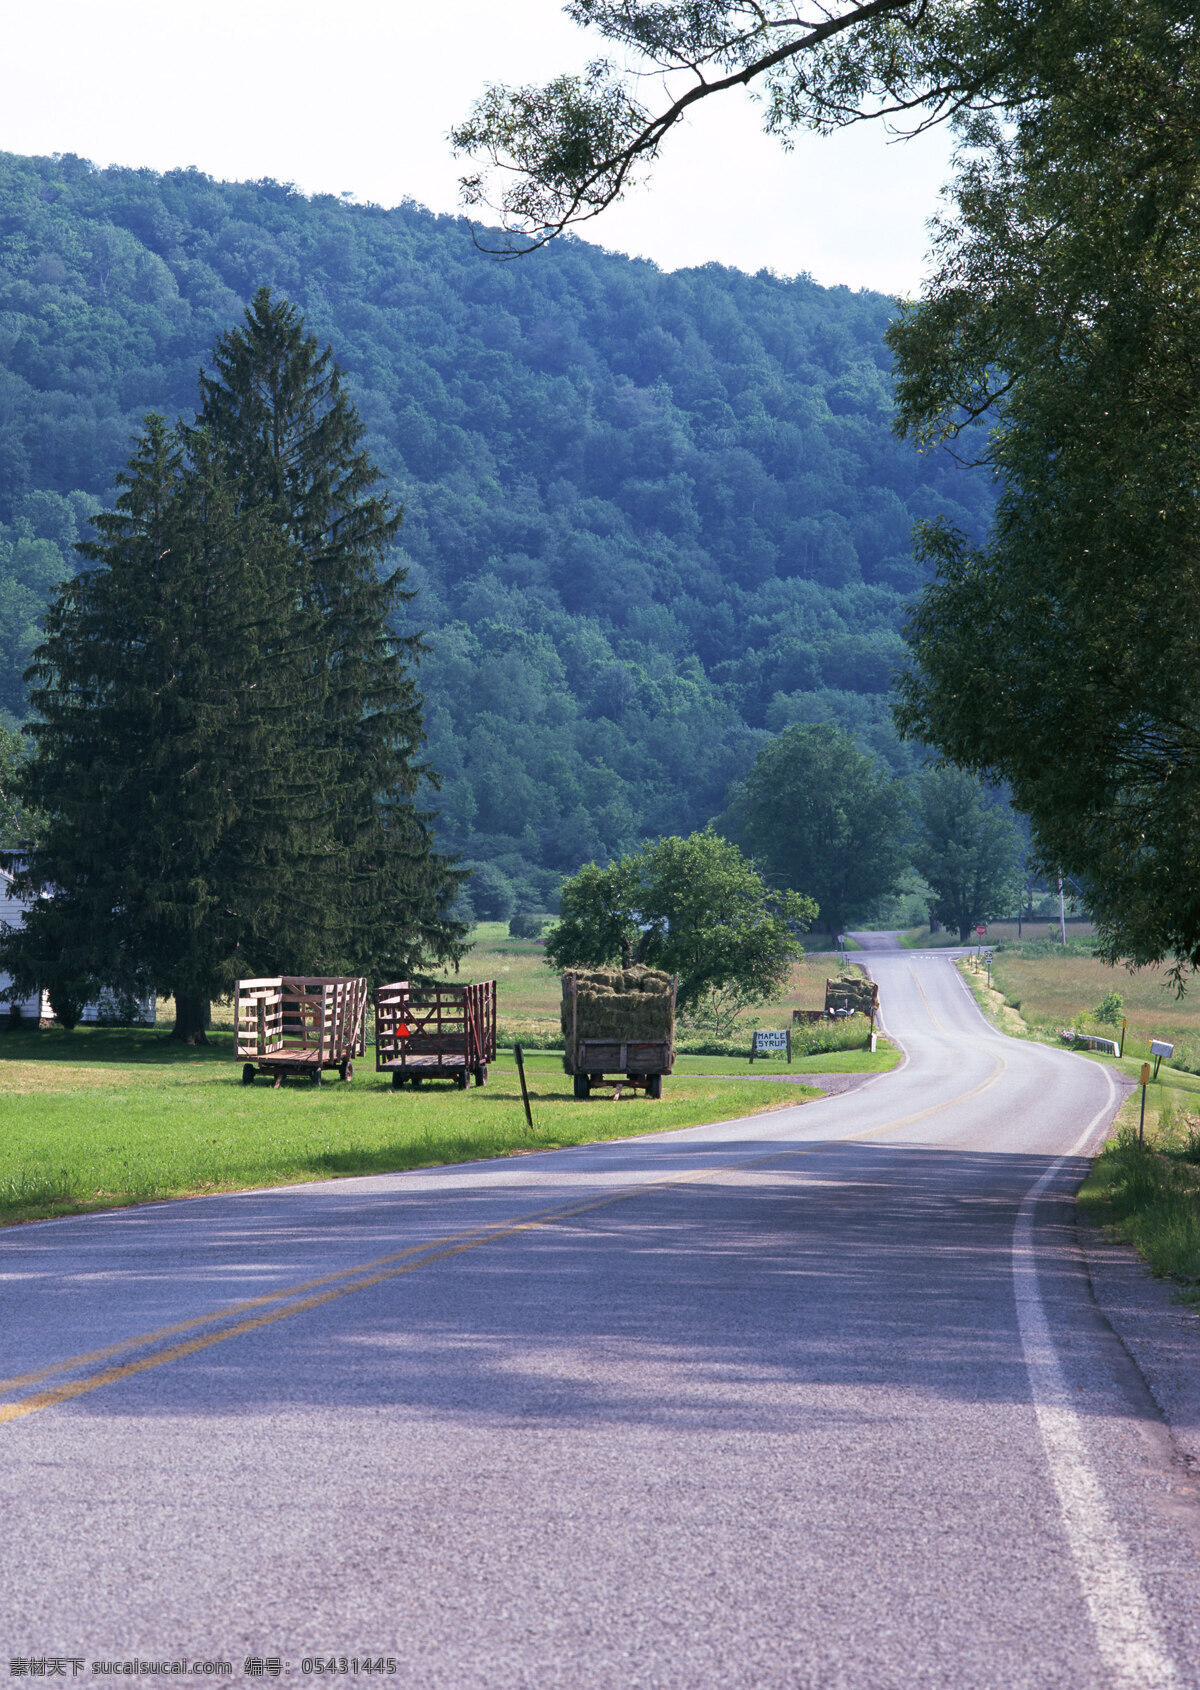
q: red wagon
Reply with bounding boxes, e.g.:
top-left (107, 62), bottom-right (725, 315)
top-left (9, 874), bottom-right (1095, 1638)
top-left (374, 980), bottom-right (497, 1089)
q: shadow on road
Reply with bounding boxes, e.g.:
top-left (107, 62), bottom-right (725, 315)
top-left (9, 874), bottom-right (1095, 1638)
top-left (24, 1139), bottom-right (1125, 1427)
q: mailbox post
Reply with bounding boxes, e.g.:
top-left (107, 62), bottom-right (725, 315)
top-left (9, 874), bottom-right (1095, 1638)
top-left (1150, 1039), bottom-right (1174, 1081)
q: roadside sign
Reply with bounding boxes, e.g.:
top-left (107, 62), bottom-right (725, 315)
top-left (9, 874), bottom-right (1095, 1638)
top-left (976, 924), bottom-right (987, 936)
top-left (751, 1028), bottom-right (791, 1066)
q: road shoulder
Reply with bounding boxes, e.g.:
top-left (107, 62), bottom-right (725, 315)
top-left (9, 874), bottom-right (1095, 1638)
top-left (1078, 1206), bottom-right (1200, 1474)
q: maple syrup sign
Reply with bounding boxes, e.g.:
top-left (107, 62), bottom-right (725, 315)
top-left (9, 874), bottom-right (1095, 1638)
top-left (754, 1030), bottom-right (788, 1052)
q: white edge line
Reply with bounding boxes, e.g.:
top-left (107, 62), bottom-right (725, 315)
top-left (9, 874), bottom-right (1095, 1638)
top-left (1013, 1063), bottom-right (1181, 1690)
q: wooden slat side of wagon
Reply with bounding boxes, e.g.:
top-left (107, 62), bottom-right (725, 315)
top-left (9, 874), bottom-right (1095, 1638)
top-left (375, 980), bottom-right (497, 1089)
top-left (562, 970), bottom-right (677, 1099)
top-left (236, 976), bottom-right (368, 1087)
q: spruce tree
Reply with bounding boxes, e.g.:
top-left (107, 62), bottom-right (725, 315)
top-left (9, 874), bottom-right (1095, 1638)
top-left (195, 288), bottom-right (464, 980)
top-left (6, 292), bottom-right (465, 1039)
top-left (6, 417), bottom-right (330, 1039)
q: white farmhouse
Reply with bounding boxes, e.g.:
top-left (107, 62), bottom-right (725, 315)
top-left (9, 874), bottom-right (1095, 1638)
top-left (0, 860), bottom-right (155, 1026)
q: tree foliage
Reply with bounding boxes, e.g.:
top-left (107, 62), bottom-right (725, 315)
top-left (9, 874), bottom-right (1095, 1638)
top-left (195, 289), bottom-right (464, 986)
top-left (4, 418), bottom-right (322, 1035)
top-left (913, 768), bottom-right (1022, 941)
top-left (451, 2), bottom-right (1121, 250)
top-left (0, 151), bottom-right (990, 904)
top-left (721, 723), bottom-right (908, 933)
top-left (890, 2), bottom-right (1200, 971)
top-left (450, 0), bottom-right (1200, 965)
top-left (0, 722), bottom-right (36, 847)
top-left (544, 830), bottom-right (815, 1011)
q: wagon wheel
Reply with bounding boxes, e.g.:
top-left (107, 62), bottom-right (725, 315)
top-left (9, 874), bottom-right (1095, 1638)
top-left (391, 1071), bottom-right (406, 1090)
top-left (241, 1063), bottom-right (256, 1086)
top-left (411, 1075), bottom-right (424, 1088)
top-left (645, 1073), bottom-right (663, 1100)
top-left (474, 1066), bottom-right (487, 1088)
top-left (312, 1067), bottom-right (322, 1085)
top-left (455, 1070), bottom-right (468, 1090)
top-left (340, 1059), bottom-right (353, 1083)
top-left (573, 1073), bottom-right (590, 1100)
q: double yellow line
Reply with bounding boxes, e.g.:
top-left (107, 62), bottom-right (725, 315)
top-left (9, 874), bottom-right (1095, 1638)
top-left (0, 1048), bottom-right (1007, 1427)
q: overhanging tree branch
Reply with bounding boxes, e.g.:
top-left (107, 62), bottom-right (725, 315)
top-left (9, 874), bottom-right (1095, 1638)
top-left (451, 0), bottom-right (1046, 254)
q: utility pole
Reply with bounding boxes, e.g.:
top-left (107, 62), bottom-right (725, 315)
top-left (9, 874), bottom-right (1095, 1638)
top-left (1058, 876), bottom-right (1067, 945)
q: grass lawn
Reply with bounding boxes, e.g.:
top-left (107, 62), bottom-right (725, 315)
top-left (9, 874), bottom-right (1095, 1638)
top-left (0, 1026), bottom-right (838, 1227)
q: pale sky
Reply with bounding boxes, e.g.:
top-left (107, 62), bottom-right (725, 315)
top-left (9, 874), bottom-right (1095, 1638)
top-left (0, 0), bottom-right (955, 296)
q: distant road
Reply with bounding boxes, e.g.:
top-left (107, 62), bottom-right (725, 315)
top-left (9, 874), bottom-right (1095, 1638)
top-left (1, 939), bottom-right (1198, 1688)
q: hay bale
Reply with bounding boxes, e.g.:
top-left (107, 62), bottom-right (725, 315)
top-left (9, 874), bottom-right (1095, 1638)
top-left (824, 973), bottom-right (878, 1016)
top-left (561, 966), bottom-right (675, 1054)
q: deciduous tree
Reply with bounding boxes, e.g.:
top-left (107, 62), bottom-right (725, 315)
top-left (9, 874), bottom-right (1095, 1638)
top-left (891, 5), bottom-right (1200, 972)
top-left (722, 724), bottom-right (908, 935)
top-left (455, 0), bottom-right (1200, 977)
top-left (451, 2), bottom-right (1128, 251)
top-left (913, 768), bottom-right (1022, 941)
top-left (544, 830), bottom-right (814, 1012)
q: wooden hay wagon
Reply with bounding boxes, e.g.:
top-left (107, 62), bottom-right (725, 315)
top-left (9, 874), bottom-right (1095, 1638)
top-left (236, 976), bottom-right (368, 1087)
top-left (375, 980), bottom-right (497, 1089)
top-left (824, 975), bottom-right (879, 1019)
top-left (561, 967), bottom-right (677, 1100)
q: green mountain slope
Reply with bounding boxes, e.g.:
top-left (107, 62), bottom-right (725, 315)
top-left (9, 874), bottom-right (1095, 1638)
top-left (0, 151), bottom-right (991, 908)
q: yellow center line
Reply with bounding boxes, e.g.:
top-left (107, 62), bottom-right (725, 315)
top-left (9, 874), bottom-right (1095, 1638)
top-left (908, 965), bottom-right (945, 1032)
top-left (0, 1049), bottom-right (1007, 1426)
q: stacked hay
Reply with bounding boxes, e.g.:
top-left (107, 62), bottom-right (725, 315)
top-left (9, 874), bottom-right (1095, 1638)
top-left (824, 974), bottom-right (878, 1016)
top-left (561, 966), bottom-right (675, 1069)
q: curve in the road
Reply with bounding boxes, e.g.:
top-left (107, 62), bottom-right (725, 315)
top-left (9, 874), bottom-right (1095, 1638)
top-left (0, 936), bottom-right (1196, 1690)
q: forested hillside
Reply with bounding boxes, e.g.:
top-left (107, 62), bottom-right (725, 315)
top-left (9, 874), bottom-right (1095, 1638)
top-left (0, 151), bottom-right (991, 910)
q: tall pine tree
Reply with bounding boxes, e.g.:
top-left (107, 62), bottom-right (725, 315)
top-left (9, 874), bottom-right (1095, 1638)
top-left (195, 288), bottom-right (464, 983)
top-left (6, 418), bottom-right (329, 1036)
top-left (5, 295), bottom-right (465, 1040)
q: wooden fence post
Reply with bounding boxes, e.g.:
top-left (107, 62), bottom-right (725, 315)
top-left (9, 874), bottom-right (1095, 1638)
top-left (514, 1042), bottom-right (535, 1134)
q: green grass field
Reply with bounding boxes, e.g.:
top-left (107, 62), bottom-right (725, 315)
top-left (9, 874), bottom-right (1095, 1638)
top-left (974, 943), bottom-right (1200, 1066)
top-left (3, 926), bottom-right (898, 1230)
top-left (0, 1025), bottom-right (886, 1227)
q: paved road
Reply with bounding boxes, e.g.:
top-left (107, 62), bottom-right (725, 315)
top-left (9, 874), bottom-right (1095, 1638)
top-left (2, 946), bottom-right (1199, 1688)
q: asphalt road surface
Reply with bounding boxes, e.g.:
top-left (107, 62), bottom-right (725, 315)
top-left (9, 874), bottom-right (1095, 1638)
top-left (3, 942), bottom-right (1199, 1689)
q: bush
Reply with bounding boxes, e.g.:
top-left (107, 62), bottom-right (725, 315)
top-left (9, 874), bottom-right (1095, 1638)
top-left (508, 912), bottom-right (547, 940)
top-left (467, 863), bottom-right (516, 922)
top-left (1094, 989), bottom-right (1124, 1026)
